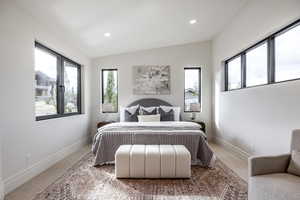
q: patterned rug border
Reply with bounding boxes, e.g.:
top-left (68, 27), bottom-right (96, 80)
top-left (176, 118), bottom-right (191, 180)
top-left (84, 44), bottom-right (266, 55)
top-left (33, 152), bottom-right (247, 200)
top-left (33, 152), bottom-right (92, 197)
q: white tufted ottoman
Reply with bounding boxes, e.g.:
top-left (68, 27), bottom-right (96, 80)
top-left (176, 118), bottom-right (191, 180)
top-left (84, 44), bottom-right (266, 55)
top-left (115, 144), bottom-right (191, 178)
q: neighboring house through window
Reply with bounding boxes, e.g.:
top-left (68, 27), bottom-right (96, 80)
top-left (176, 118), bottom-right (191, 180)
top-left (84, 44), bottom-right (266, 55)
top-left (35, 42), bottom-right (81, 120)
top-left (184, 67), bottom-right (201, 112)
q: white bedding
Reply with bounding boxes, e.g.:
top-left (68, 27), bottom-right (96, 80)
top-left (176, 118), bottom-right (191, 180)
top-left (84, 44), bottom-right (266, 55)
top-left (99, 121), bottom-right (201, 130)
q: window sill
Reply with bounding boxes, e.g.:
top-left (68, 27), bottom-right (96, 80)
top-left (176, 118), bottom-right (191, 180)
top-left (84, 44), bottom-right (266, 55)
top-left (223, 77), bottom-right (300, 92)
top-left (36, 112), bottom-right (83, 121)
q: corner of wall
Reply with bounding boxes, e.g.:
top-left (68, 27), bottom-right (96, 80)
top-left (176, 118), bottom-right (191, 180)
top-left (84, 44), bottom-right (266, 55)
top-left (213, 136), bottom-right (251, 161)
top-left (0, 180), bottom-right (4, 200)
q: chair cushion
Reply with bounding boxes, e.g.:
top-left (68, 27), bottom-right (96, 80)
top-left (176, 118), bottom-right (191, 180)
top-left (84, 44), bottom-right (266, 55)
top-left (249, 173), bottom-right (300, 200)
top-left (287, 150), bottom-right (300, 177)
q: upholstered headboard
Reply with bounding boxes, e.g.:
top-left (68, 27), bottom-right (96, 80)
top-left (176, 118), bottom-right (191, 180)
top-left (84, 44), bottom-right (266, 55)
top-left (127, 98), bottom-right (173, 107)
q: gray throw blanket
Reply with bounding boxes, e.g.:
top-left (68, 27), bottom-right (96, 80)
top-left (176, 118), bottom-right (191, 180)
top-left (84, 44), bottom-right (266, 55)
top-left (92, 122), bottom-right (214, 167)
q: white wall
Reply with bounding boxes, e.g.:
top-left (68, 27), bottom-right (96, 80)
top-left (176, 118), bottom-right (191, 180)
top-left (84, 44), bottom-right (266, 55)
top-left (0, 136), bottom-right (3, 199)
top-left (91, 42), bottom-right (212, 137)
top-left (0, 0), bottom-right (92, 194)
top-left (212, 0), bottom-right (300, 156)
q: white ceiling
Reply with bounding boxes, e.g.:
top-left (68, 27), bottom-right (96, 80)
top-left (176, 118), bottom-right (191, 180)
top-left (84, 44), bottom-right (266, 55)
top-left (14, 0), bottom-right (248, 58)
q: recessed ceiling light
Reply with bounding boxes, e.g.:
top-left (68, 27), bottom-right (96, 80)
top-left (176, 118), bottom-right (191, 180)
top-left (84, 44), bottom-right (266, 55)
top-left (104, 32), bottom-right (111, 37)
top-left (189, 19), bottom-right (197, 24)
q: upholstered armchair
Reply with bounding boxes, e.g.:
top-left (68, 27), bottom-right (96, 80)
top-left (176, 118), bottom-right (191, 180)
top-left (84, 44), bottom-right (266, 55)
top-left (248, 129), bottom-right (300, 200)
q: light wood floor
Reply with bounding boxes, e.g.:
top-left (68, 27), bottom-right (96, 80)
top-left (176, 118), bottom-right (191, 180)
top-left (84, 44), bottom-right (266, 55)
top-left (4, 143), bottom-right (248, 200)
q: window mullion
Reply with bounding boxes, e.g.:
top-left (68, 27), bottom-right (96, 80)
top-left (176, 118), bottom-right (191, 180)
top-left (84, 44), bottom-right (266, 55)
top-left (241, 53), bottom-right (246, 88)
top-left (224, 62), bottom-right (228, 91)
top-left (77, 66), bottom-right (82, 114)
top-left (268, 37), bottom-right (275, 83)
top-left (56, 56), bottom-right (61, 115)
top-left (57, 57), bottom-right (64, 115)
top-left (199, 68), bottom-right (201, 104)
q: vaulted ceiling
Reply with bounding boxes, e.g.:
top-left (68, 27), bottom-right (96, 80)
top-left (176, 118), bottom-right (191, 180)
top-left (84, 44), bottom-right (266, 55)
top-left (14, 0), bottom-right (248, 58)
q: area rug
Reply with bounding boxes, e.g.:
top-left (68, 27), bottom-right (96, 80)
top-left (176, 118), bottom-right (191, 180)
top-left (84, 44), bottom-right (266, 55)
top-left (33, 153), bottom-right (247, 200)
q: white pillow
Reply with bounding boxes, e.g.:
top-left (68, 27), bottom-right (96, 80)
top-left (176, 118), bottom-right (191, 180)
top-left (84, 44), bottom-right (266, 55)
top-left (138, 114), bottom-right (161, 122)
top-left (159, 106), bottom-right (181, 121)
top-left (120, 105), bottom-right (139, 122)
top-left (120, 106), bottom-right (125, 122)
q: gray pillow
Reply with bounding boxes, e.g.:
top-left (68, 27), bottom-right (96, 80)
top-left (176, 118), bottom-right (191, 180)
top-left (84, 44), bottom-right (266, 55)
top-left (140, 107), bottom-right (157, 115)
top-left (287, 150), bottom-right (300, 177)
top-left (124, 105), bottom-right (140, 122)
top-left (158, 107), bottom-right (174, 121)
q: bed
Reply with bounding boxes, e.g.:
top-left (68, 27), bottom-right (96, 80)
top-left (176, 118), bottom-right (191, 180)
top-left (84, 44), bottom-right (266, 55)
top-left (92, 98), bottom-right (215, 167)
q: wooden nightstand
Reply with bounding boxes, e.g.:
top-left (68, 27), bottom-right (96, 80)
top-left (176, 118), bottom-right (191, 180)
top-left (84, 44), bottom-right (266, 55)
top-left (97, 121), bottom-right (115, 129)
top-left (187, 121), bottom-right (206, 133)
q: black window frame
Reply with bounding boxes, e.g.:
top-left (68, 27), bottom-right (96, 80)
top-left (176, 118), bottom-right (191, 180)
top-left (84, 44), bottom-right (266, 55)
top-left (245, 41), bottom-right (269, 87)
top-left (101, 68), bottom-right (118, 113)
top-left (224, 18), bottom-right (300, 91)
top-left (184, 67), bottom-right (202, 113)
top-left (225, 55), bottom-right (243, 91)
top-left (35, 42), bottom-right (82, 121)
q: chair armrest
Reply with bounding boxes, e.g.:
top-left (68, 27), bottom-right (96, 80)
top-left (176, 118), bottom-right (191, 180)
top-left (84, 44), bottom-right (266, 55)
top-left (248, 154), bottom-right (290, 177)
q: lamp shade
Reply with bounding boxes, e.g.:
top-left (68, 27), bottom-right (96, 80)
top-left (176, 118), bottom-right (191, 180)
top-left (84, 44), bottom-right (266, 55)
top-left (190, 103), bottom-right (201, 112)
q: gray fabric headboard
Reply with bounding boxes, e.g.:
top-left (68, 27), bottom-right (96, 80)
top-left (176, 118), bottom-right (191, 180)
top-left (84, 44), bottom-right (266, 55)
top-left (127, 98), bottom-right (173, 107)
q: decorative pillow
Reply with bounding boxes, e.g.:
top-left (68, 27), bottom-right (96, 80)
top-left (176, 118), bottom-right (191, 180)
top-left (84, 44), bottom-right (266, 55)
top-left (158, 107), bottom-right (174, 121)
top-left (287, 150), bottom-right (300, 177)
top-left (160, 106), bottom-right (180, 121)
top-left (138, 114), bottom-right (160, 122)
top-left (140, 106), bottom-right (157, 115)
top-left (124, 105), bottom-right (140, 122)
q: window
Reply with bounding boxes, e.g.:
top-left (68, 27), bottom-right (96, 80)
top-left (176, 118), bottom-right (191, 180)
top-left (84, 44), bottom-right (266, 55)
top-left (224, 19), bottom-right (300, 91)
top-left (101, 69), bottom-right (118, 113)
top-left (35, 42), bottom-right (81, 120)
top-left (226, 56), bottom-right (242, 90)
top-left (64, 61), bottom-right (80, 113)
top-left (275, 23), bottom-right (300, 82)
top-left (246, 42), bottom-right (268, 87)
top-left (184, 68), bottom-right (201, 112)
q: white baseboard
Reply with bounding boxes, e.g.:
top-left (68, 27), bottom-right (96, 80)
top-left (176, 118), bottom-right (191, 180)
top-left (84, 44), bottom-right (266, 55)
top-left (4, 137), bottom-right (88, 195)
top-left (213, 136), bottom-right (251, 161)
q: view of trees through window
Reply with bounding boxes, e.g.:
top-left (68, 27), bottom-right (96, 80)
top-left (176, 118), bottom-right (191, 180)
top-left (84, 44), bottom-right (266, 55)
top-left (102, 69), bottom-right (118, 113)
top-left (184, 68), bottom-right (201, 112)
top-left (64, 61), bottom-right (79, 113)
top-left (35, 42), bottom-right (81, 120)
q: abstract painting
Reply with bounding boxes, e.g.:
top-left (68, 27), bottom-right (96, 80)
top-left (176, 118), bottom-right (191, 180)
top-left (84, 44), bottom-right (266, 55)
top-left (133, 65), bottom-right (170, 95)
